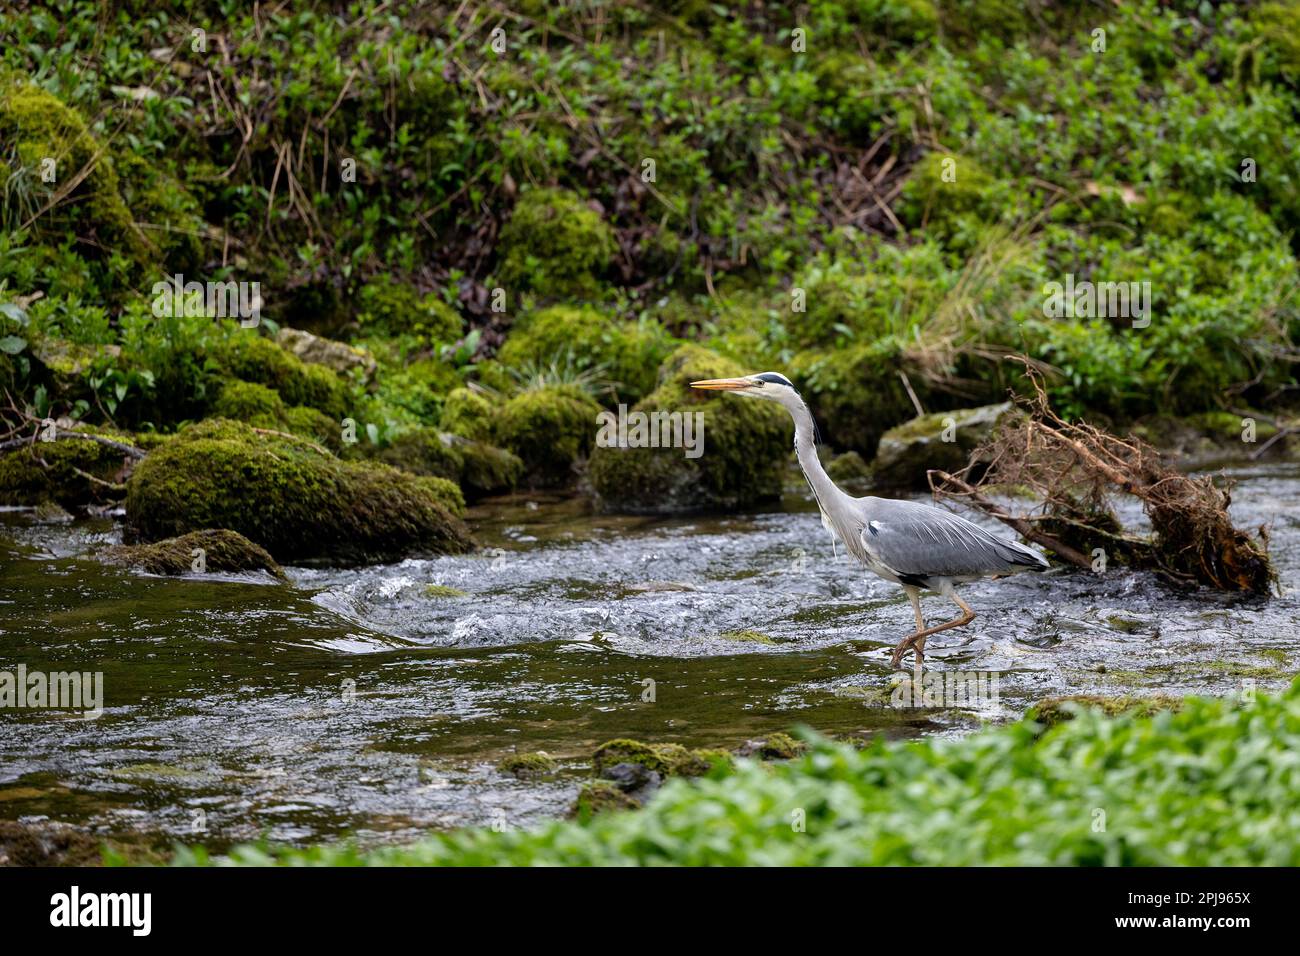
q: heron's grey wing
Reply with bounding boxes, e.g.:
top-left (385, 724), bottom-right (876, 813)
top-left (857, 497), bottom-right (1046, 578)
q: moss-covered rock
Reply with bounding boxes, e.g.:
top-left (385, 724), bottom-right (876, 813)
top-left (789, 340), bottom-right (929, 457)
top-left (494, 385), bottom-right (602, 486)
top-left (215, 335), bottom-right (349, 420)
top-left (757, 732), bottom-right (806, 760)
top-left (498, 752), bottom-right (558, 778)
top-left (0, 431), bottom-right (140, 507)
top-left (125, 419), bottom-right (472, 565)
top-left (0, 81), bottom-right (147, 265)
top-left (1030, 694), bottom-right (1185, 728)
top-left (588, 345), bottom-right (790, 514)
top-left (29, 337), bottom-right (121, 399)
top-left (497, 306), bottom-right (673, 403)
top-left (276, 327), bottom-right (377, 383)
top-left (592, 738), bottom-right (728, 778)
top-left (826, 449), bottom-right (872, 483)
top-left (439, 387), bottom-right (496, 442)
top-left (570, 780), bottom-right (639, 820)
top-left (371, 427), bottom-right (523, 499)
top-left (871, 401), bottom-right (1017, 490)
top-left (496, 187), bottom-right (616, 298)
top-left (356, 275), bottom-right (463, 342)
top-left (211, 378), bottom-right (284, 421)
top-left (211, 379), bottom-right (343, 453)
top-left (104, 529), bottom-right (286, 580)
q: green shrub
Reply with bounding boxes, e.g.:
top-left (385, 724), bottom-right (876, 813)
top-left (182, 682), bottom-right (1300, 866)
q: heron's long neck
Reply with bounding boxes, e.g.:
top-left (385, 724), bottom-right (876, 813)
top-left (788, 397), bottom-right (849, 514)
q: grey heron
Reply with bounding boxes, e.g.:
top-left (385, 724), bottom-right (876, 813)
top-left (691, 372), bottom-right (1048, 668)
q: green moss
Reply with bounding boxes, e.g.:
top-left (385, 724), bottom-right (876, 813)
top-left (278, 406), bottom-right (344, 453)
top-left (440, 387), bottom-right (496, 442)
top-left (424, 584), bottom-right (469, 598)
top-left (494, 385), bottom-right (602, 486)
top-left (215, 335), bottom-right (349, 420)
top-left (571, 781), bottom-right (638, 820)
top-left (826, 450), bottom-right (871, 482)
top-left (125, 419), bottom-right (471, 565)
top-left (0, 81), bottom-right (147, 265)
top-left (212, 379), bottom-right (343, 452)
top-left (356, 276), bottom-right (463, 342)
top-left (496, 187), bottom-right (616, 298)
top-left (588, 345), bottom-right (790, 513)
top-left (454, 436), bottom-right (524, 498)
top-left (1255, 2), bottom-right (1300, 80)
top-left (498, 306), bottom-right (673, 403)
top-left (211, 379), bottom-right (284, 420)
top-left (758, 732), bottom-right (806, 760)
top-left (105, 529), bottom-right (286, 581)
top-left (371, 427), bottom-right (522, 500)
top-left (898, 151), bottom-right (1002, 242)
top-left (592, 738), bottom-right (728, 778)
top-left (0, 431), bottom-right (140, 507)
top-left (1029, 694), bottom-right (1184, 728)
top-left (719, 629), bottom-right (776, 645)
top-left (498, 752), bottom-right (558, 778)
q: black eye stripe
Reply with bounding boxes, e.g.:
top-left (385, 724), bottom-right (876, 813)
top-left (754, 372), bottom-right (792, 386)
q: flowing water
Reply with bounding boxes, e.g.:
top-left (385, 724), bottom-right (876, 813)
top-left (2, 459), bottom-right (1298, 854)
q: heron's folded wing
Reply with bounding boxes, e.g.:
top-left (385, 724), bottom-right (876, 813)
top-left (859, 499), bottom-right (1043, 577)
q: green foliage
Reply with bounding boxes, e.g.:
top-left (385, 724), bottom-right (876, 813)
top-left (439, 387), bottom-right (496, 442)
top-left (497, 305), bottom-right (674, 404)
top-left (181, 682), bottom-right (1300, 866)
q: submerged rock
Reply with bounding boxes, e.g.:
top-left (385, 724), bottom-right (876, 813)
top-left (570, 780), bottom-right (639, 819)
top-left (104, 528), bottom-right (286, 581)
top-left (497, 752), bottom-right (558, 779)
top-left (739, 732), bottom-right (806, 760)
top-left (592, 738), bottom-right (731, 778)
top-left (125, 419), bottom-right (472, 565)
top-left (871, 401), bottom-right (1017, 490)
top-left (588, 345), bottom-right (790, 514)
top-left (1030, 694), bottom-right (1184, 728)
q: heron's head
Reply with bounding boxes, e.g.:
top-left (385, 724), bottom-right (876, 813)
top-left (690, 372), bottom-right (800, 407)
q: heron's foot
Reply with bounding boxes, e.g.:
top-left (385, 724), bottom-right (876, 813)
top-left (890, 633), bottom-right (923, 669)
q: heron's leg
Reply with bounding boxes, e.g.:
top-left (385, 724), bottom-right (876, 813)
top-left (907, 588), bottom-right (926, 670)
top-left (888, 586), bottom-right (926, 668)
top-left (890, 589), bottom-right (976, 669)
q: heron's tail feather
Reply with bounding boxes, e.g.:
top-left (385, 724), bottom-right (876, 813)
top-left (1003, 539), bottom-right (1049, 570)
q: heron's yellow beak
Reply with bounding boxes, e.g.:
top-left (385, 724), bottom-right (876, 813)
top-left (690, 377), bottom-right (755, 391)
